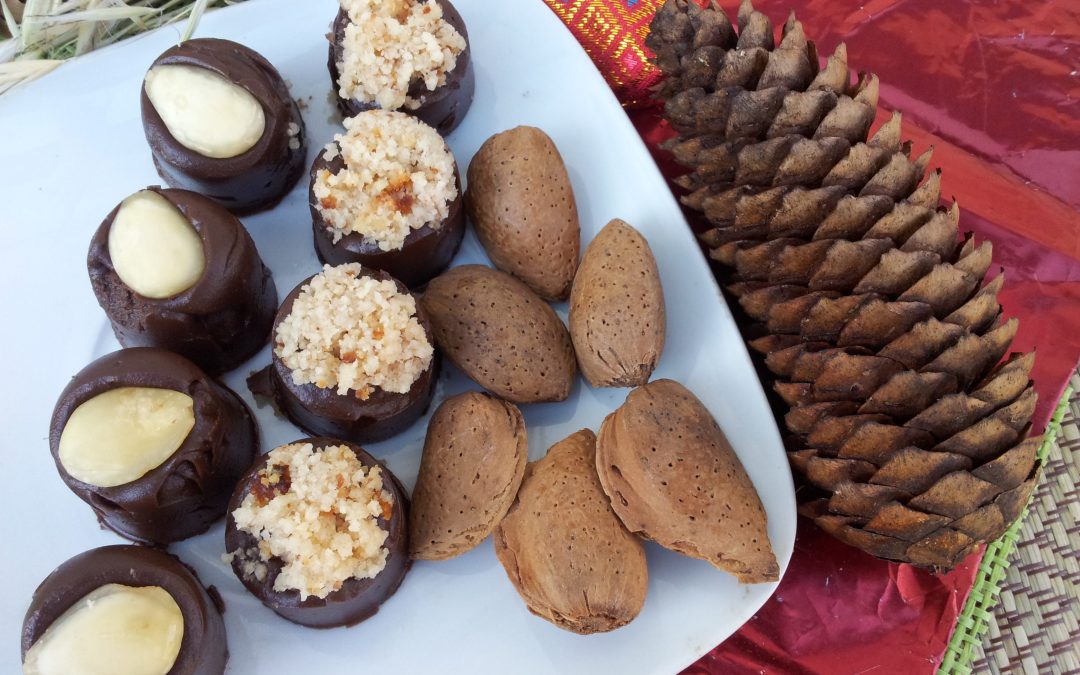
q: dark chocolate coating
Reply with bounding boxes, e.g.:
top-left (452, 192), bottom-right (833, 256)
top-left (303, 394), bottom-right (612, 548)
top-left (224, 437), bottom-right (410, 628)
top-left (251, 268), bottom-right (438, 443)
top-left (22, 545), bottom-right (228, 675)
top-left (328, 0), bottom-right (474, 135)
top-left (49, 348), bottom-right (258, 545)
top-left (88, 187), bottom-right (277, 375)
top-left (309, 151), bottom-right (465, 289)
top-left (141, 38), bottom-right (307, 214)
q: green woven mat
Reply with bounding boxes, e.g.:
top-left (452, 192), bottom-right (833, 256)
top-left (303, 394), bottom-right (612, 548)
top-left (939, 373), bottom-right (1078, 674)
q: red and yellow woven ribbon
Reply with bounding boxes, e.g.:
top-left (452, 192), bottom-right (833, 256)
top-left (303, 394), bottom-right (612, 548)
top-left (541, 0), bottom-right (663, 106)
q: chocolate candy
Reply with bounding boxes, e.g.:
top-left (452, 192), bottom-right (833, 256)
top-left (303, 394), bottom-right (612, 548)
top-left (224, 437), bottom-right (410, 628)
top-left (49, 348), bottom-right (257, 545)
top-left (308, 123), bottom-right (465, 289)
top-left (22, 545), bottom-right (227, 675)
top-left (249, 266), bottom-right (438, 443)
top-left (88, 187), bottom-right (277, 375)
top-left (328, 0), bottom-right (474, 135)
top-left (141, 38), bottom-right (306, 214)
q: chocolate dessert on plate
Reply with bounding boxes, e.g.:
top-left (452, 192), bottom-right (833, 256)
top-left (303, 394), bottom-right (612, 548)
top-left (309, 110), bottom-right (464, 288)
top-left (250, 263), bottom-right (438, 443)
top-left (141, 37), bottom-right (307, 213)
top-left (49, 347), bottom-right (258, 545)
top-left (327, 0), bottom-right (474, 134)
top-left (22, 545), bottom-right (228, 675)
top-left (88, 186), bottom-right (277, 375)
top-left (224, 437), bottom-right (410, 628)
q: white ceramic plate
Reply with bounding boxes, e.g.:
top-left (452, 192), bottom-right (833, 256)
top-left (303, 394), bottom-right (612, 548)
top-left (0, 0), bottom-right (796, 672)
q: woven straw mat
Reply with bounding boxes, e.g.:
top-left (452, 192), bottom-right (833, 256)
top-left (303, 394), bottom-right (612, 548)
top-left (971, 369), bottom-right (1080, 673)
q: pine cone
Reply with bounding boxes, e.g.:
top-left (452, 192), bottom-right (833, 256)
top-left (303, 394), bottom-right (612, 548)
top-left (649, 0), bottom-right (1040, 569)
top-left (648, 0), bottom-right (876, 144)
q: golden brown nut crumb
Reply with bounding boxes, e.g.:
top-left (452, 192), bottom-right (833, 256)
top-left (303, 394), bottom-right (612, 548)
top-left (313, 111), bottom-right (456, 250)
top-left (275, 263), bottom-right (433, 396)
top-left (231, 443), bottom-right (393, 600)
top-left (336, 0), bottom-right (466, 111)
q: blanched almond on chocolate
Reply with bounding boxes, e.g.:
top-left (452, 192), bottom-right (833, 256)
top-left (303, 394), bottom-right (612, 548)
top-left (144, 64), bottom-right (266, 159)
top-left (596, 379), bottom-right (779, 584)
top-left (465, 126), bottom-right (580, 301)
top-left (410, 392), bottom-right (528, 560)
top-left (23, 584), bottom-right (185, 674)
top-left (108, 190), bottom-right (205, 299)
top-left (569, 219), bottom-right (665, 387)
top-left (421, 265), bottom-right (576, 403)
top-left (494, 429), bottom-right (647, 634)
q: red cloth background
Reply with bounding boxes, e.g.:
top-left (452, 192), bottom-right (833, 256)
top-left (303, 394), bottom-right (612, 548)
top-left (543, 1), bottom-right (1080, 673)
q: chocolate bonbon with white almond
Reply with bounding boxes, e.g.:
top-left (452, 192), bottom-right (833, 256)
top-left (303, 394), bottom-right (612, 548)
top-left (49, 348), bottom-right (258, 545)
top-left (142, 37), bottom-right (306, 214)
top-left (22, 546), bottom-right (227, 675)
top-left (88, 187), bottom-right (277, 375)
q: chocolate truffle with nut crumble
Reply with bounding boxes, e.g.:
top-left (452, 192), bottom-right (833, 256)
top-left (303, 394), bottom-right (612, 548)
top-left (249, 263), bottom-right (438, 444)
top-left (224, 438), bottom-right (410, 628)
top-left (328, 0), bottom-right (474, 134)
top-left (309, 110), bottom-right (465, 288)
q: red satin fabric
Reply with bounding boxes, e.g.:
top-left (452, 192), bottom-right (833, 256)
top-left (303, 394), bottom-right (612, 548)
top-left (544, 1), bottom-right (1080, 673)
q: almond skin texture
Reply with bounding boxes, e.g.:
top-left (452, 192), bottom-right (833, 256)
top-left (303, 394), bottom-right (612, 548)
top-left (410, 391), bottom-right (528, 560)
top-left (569, 219), bottom-right (665, 387)
top-left (465, 126), bottom-right (580, 301)
top-left (494, 429), bottom-right (648, 634)
top-left (421, 265), bottom-right (576, 403)
top-left (596, 379), bottom-right (780, 584)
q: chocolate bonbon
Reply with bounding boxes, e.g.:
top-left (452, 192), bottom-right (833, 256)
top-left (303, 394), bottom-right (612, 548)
top-left (224, 437), bottom-right (410, 628)
top-left (88, 187), bottom-right (276, 375)
top-left (249, 264), bottom-right (437, 443)
top-left (142, 38), bottom-right (306, 214)
top-left (309, 111), bottom-right (464, 288)
top-left (49, 348), bottom-right (257, 545)
top-left (328, 0), bottom-right (474, 134)
top-left (22, 546), bottom-right (227, 675)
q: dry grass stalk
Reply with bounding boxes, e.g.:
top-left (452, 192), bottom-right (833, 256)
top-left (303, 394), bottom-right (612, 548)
top-left (0, 0), bottom-right (236, 94)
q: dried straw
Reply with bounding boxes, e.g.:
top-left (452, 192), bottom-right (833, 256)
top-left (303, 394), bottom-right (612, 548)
top-left (0, 0), bottom-right (238, 94)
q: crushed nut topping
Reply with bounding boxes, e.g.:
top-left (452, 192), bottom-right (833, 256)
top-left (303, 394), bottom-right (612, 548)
top-left (274, 263), bottom-right (433, 396)
top-left (336, 0), bottom-right (466, 111)
top-left (251, 464), bottom-right (291, 506)
top-left (230, 442), bottom-right (394, 600)
top-left (313, 110), bottom-right (456, 251)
